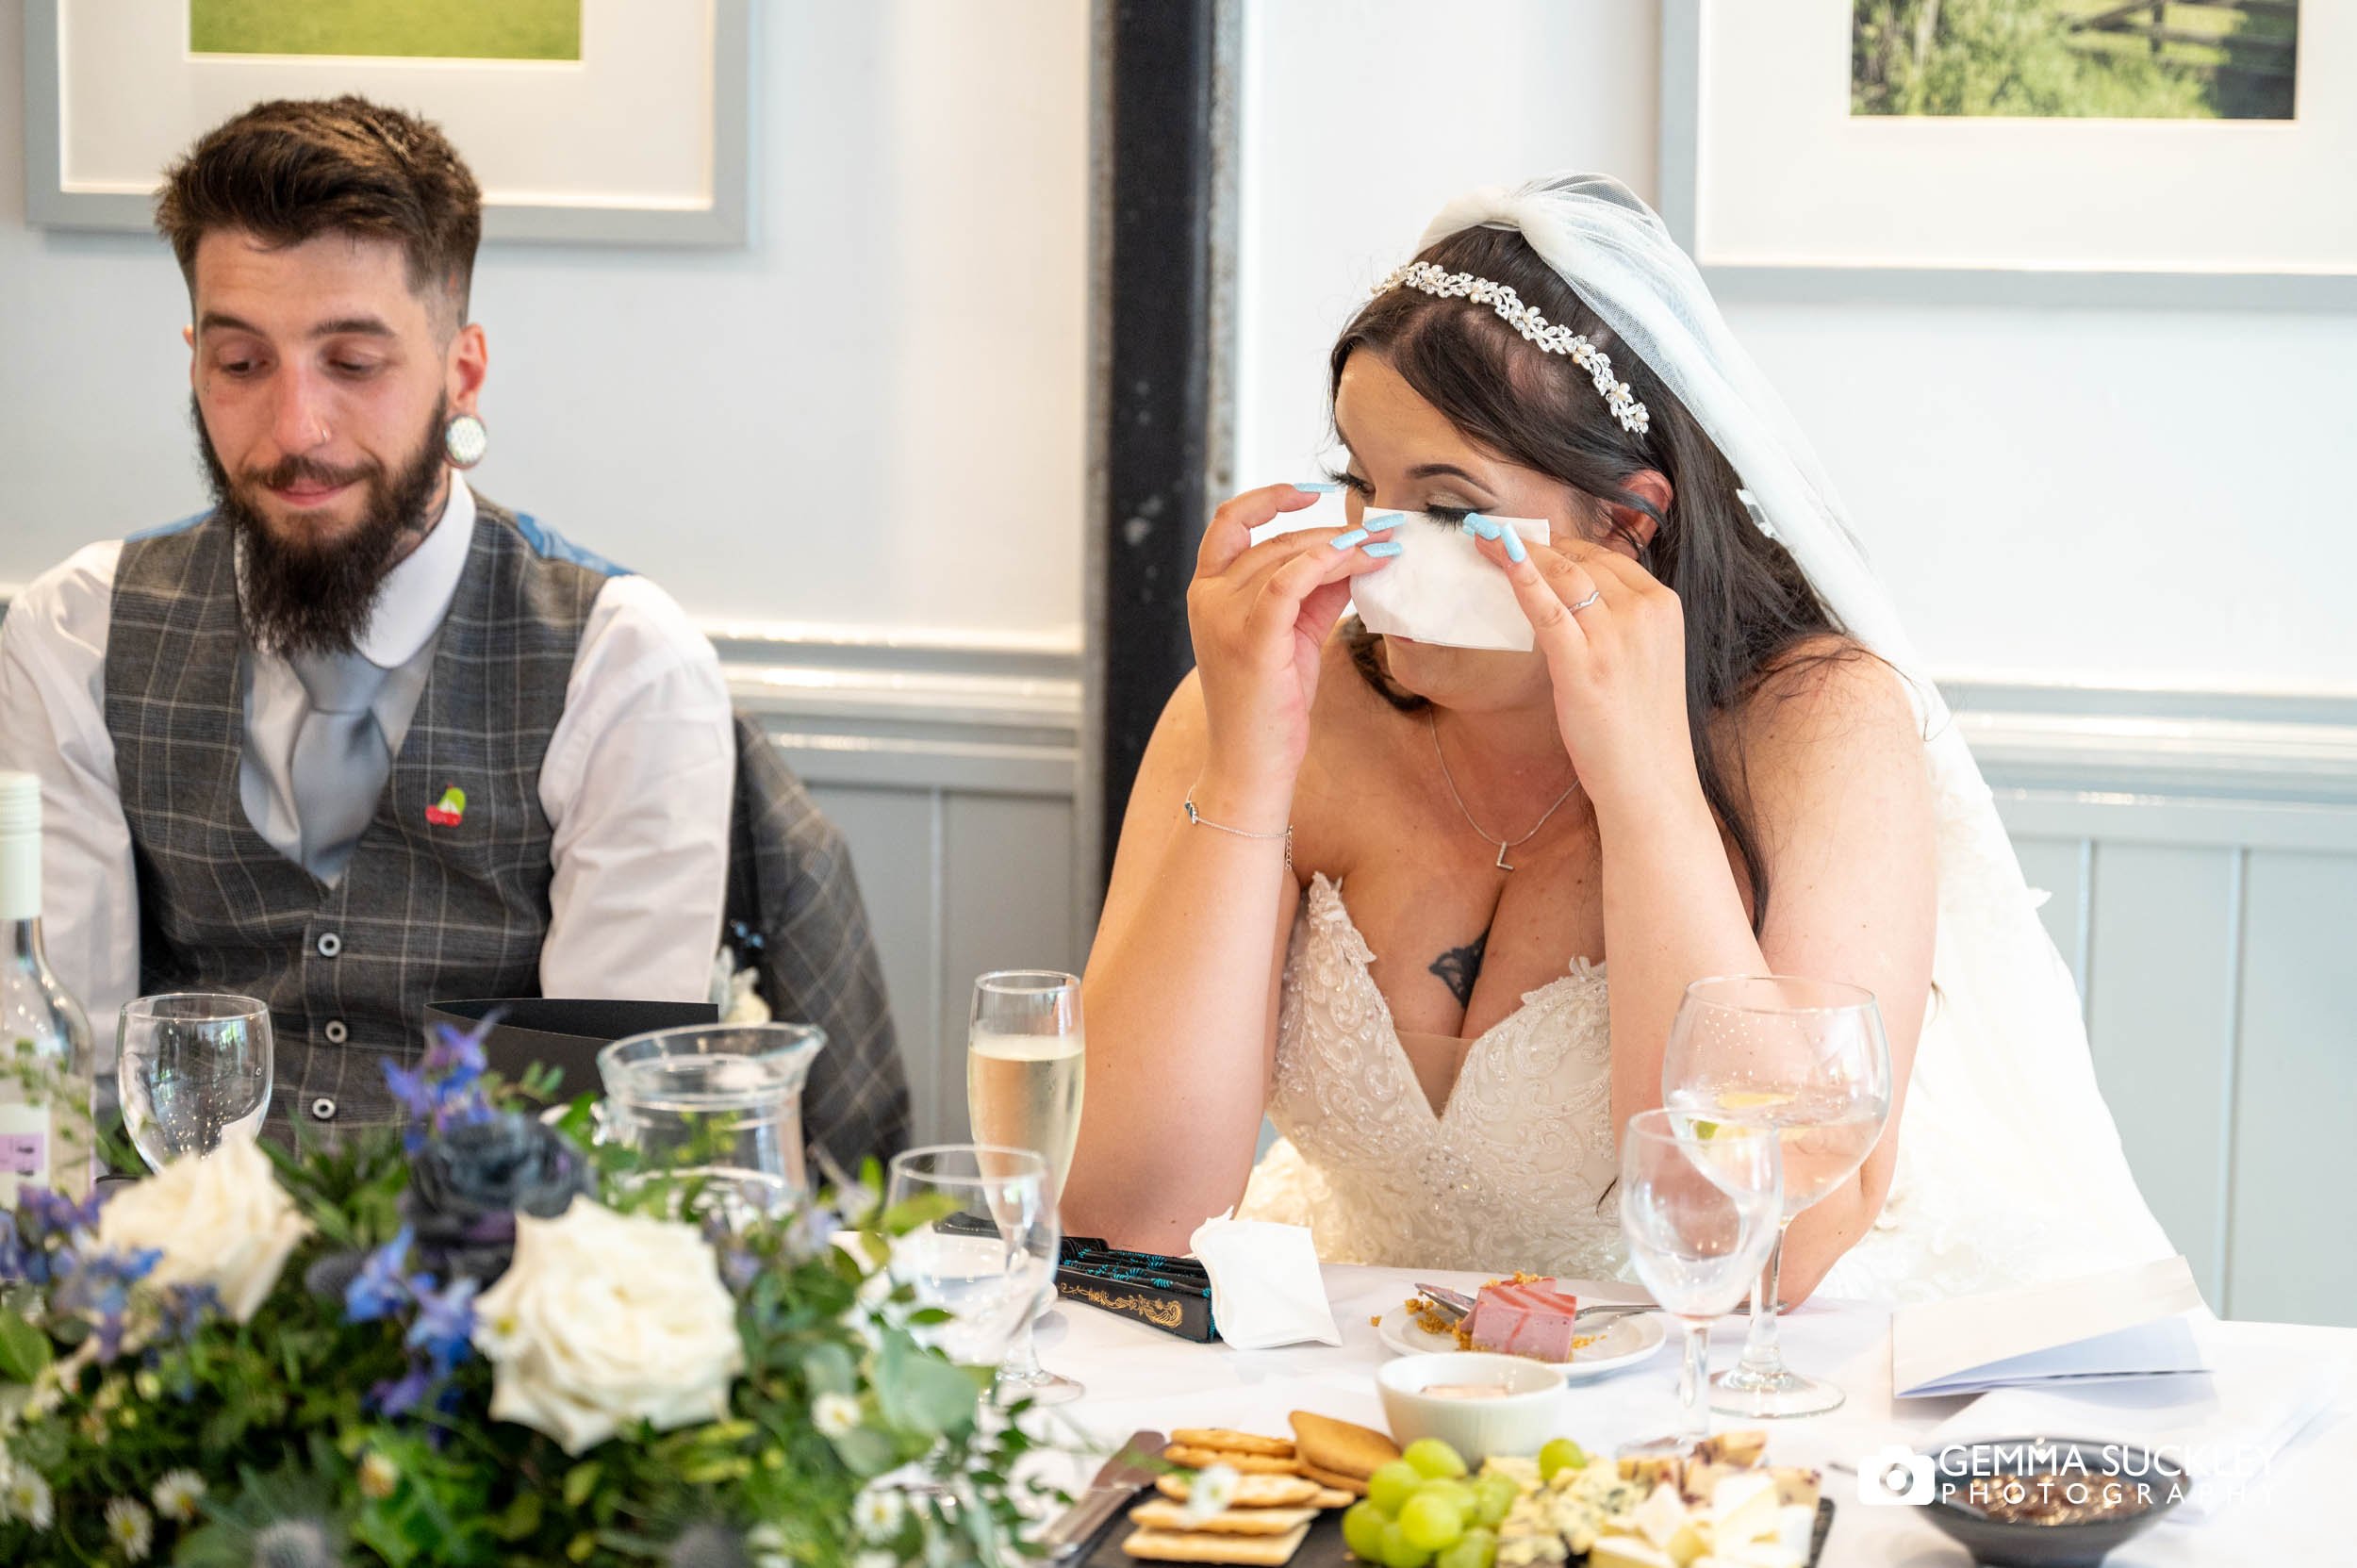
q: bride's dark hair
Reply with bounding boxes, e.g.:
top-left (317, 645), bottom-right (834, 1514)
top-left (1330, 223), bottom-right (1869, 933)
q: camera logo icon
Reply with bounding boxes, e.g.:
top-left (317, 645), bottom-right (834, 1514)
top-left (1856, 1445), bottom-right (1935, 1506)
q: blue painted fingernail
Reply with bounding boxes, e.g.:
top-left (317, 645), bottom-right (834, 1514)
top-left (1293, 481), bottom-right (1343, 493)
top-left (1466, 513), bottom-right (1504, 540)
top-left (1330, 529), bottom-right (1368, 550)
top-left (1362, 540), bottom-right (1405, 558)
top-left (1502, 529), bottom-right (1527, 564)
top-left (1366, 511), bottom-right (1409, 530)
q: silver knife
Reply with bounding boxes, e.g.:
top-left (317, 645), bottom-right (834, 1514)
top-left (1041, 1430), bottom-right (1165, 1559)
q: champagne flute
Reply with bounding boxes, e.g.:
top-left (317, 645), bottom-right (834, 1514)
top-left (883, 1145), bottom-right (1057, 1370)
top-left (964, 969), bottom-right (1084, 1404)
top-left (1661, 975), bottom-right (1892, 1419)
top-left (117, 993), bottom-right (273, 1170)
top-left (1617, 1109), bottom-right (1783, 1457)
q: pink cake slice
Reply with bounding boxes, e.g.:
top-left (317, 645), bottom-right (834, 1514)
top-left (1463, 1277), bottom-right (1583, 1361)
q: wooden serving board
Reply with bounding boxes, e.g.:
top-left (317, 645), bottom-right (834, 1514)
top-left (1085, 1497), bottom-right (1836, 1568)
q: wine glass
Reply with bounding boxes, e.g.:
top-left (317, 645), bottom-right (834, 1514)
top-left (964, 970), bottom-right (1084, 1404)
top-left (117, 994), bottom-right (273, 1170)
top-left (884, 1145), bottom-right (1058, 1371)
top-left (1617, 1109), bottom-right (1783, 1457)
top-left (1661, 975), bottom-right (1893, 1418)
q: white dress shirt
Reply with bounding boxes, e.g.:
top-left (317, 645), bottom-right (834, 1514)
top-left (0, 480), bottom-right (734, 1057)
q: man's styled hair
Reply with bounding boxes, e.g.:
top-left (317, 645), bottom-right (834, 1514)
top-left (155, 95), bottom-right (483, 320)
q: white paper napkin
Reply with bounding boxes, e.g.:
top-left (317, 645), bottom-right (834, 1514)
top-left (1248, 503), bottom-right (1549, 652)
top-left (1893, 1255), bottom-right (2209, 1397)
top-left (1188, 1210), bottom-right (1342, 1350)
top-left (1349, 513), bottom-right (1550, 652)
top-left (1931, 1312), bottom-right (2341, 1519)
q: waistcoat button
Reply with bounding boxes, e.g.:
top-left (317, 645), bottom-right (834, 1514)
top-left (322, 1019), bottom-right (349, 1045)
top-left (316, 932), bottom-right (341, 958)
top-left (310, 1096), bottom-right (337, 1121)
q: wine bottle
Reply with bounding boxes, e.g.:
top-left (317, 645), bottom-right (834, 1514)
top-left (0, 771), bottom-right (94, 1202)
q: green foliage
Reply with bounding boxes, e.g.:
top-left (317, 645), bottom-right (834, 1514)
top-left (1850, 0), bottom-right (2260, 120)
top-left (0, 1086), bottom-right (1056, 1565)
top-left (188, 0), bottom-right (582, 62)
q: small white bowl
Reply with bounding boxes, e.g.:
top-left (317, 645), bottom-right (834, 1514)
top-left (1376, 1352), bottom-right (1567, 1462)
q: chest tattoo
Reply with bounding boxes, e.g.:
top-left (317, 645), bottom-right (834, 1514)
top-left (1428, 929), bottom-right (1489, 1010)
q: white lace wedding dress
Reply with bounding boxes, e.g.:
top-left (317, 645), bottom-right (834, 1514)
top-left (1241, 799), bottom-right (2178, 1304)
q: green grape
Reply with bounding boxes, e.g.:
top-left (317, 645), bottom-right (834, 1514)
top-left (1423, 1479), bottom-right (1479, 1517)
top-left (1472, 1476), bottom-right (1517, 1528)
top-left (1368, 1461), bottom-right (1422, 1515)
top-left (1537, 1438), bottom-right (1588, 1480)
top-left (1435, 1540), bottom-right (1488, 1568)
top-left (1379, 1521), bottom-right (1435, 1568)
top-left (1342, 1501), bottom-right (1391, 1561)
top-left (1403, 1438), bottom-right (1470, 1480)
top-left (1398, 1492), bottom-right (1465, 1553)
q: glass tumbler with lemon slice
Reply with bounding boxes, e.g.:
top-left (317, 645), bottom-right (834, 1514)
top-left (1661, 975), bottom-right (1891, 1418)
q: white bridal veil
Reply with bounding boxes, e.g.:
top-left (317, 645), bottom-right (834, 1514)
top-left (1422, 174), bottom-right (2174, 1301)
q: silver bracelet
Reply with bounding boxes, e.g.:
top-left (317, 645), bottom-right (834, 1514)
top-left (1183, 794), bottom-right (1294, 869)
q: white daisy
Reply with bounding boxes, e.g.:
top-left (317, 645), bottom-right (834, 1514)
top-left (1179, 1464), bottom-right (1240, 1527)
top-left (150, 1468), bottom-right (206, 1523)
top-left (746, 1522), bottom-right (790, 1568)
top-left (813, 1391), bottom-right (863, 1439)
top-left (5, 1468), bottom-right (55, 1530)
top-left (856, 1551), bottom-right (898, 1568)
top-left (854, 1484), bottom-right (907, 1541)
top-left (106, 1495), bottom-right (154, 1560)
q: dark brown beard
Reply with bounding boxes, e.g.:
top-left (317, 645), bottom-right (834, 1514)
top-left (194, 394), bottom-right (449, 656)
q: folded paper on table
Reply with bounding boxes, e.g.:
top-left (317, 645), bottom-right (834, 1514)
top-left (1932, 1315), bottom-right (2341, 1519)
top-left (1249, 503), bottom-right (1551, 652)
top-left (1893, 1254), bottom-right (2207, 1398)
top-left (1188, 1210), bottom-right (1341, 1350)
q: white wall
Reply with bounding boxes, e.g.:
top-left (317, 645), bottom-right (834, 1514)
top-left (0, 0), bottom-right (1090, 650)
top-left (1238, 0), bottom-right (2357, 695)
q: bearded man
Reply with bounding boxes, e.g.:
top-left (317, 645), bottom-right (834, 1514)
top-left (0, 97), bottom-right (733, 1134)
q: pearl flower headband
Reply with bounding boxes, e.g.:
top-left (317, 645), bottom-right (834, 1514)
top-left (1376, 260), bottom-right (1651, 437)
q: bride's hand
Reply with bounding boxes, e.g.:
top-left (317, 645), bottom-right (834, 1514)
top-left (1474, 526), bottom-right (1696, 817)
top-left (1189, 484), bottom-right (1397, 809)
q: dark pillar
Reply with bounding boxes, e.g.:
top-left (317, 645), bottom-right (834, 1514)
top-left (1090, 0), bottom-right (1229, 888)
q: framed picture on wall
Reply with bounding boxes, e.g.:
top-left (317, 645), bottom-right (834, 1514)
top-left (1658, 0), bottom-right (2357, 305)
top-left (22, 0), bottom-right (752, 245)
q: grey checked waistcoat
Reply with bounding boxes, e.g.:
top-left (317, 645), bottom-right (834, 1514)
top-left (105, 501), bottom-right (618, 1131)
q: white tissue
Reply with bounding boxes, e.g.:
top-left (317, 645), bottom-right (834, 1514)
top-left (1188, 1211), bottom-right (1342, 1350)
top-left (1349, 512), bottom-right (1550, 652)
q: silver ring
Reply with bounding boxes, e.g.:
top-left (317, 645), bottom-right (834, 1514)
top-left (1569, 588), bottom-right (1603, 613)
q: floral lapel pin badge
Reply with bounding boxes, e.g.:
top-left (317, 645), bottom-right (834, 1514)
top-left (425, 785), bottom-right (468, 828)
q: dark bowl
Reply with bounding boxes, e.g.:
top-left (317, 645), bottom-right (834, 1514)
top-left (1916, 1436), bottom-right (2186, 1567)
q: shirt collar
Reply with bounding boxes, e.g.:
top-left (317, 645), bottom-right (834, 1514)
top-left (354, 477), bottom-right (475, 668)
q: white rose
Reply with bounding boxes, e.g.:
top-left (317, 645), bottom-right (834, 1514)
top-left (471, 1197), bottom-right (744, 1454)
top-left (94, 1137), bottom-right (311, 1323)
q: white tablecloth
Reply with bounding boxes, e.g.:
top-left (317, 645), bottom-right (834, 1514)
top-left (1030, 1264), bottom-right (2345, 1565)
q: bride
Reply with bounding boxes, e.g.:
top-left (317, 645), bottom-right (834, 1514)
top-left (1062, 173), bottom-right (2171, 1303)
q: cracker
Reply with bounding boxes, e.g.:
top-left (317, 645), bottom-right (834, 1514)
top-left (1288, 1411), bottom-right (1400, 1481)
top-left (1164, 1444), bottom-right (1300, 1475)
top-left (1154, 1474), bottom-right (1322, 1509)
top-left (1295, 1462), bottom-right (1369, 1498)
top-left (1129, 1503), bottom-right (1320, 1536)
top-left (1309, 1485), bottom-right (1357, 1510)
top-left (1122, 1526), bottom-right (1311, 1565)
top-left (1171, 1428), bottom-right (1297, 1460)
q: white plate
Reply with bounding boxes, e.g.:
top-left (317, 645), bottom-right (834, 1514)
top-left (1376, 1304), bottom-right (1669, 1380)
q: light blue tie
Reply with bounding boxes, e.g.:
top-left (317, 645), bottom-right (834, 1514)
top-left (288, 650), bottom-right (394, 883)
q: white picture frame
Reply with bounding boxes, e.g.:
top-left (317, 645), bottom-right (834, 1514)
top-left (21, 0), bottom-right (752, 247)
top-left (1657, 0), bottom-right (2357, 306)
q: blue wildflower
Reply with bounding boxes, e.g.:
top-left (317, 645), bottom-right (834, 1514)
top-left (371, 1363), bottom-right (433, 1419)
top-left (344, 1227), bottom-right (429, 1325)
top-left (406, 1276), bottom-right (478, 1376)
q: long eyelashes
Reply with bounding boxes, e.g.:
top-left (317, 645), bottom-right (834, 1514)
top-left (1319, 467), bottom-right (1474, 527)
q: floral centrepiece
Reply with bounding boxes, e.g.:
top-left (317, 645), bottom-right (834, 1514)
top-left (0, 1025), bottom-right (1052, 1566)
